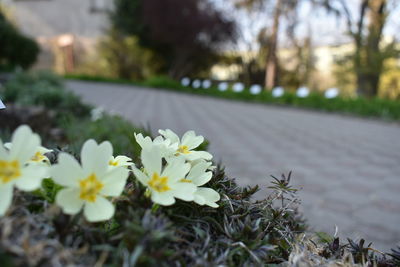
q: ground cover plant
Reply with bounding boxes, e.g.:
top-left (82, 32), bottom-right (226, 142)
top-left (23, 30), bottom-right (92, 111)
top-left (0, 125), bottom-right (399, 266)
top-left (65, 74), bottom-right (400, 121)
top-left (1, 71), bottom-right (399, 266)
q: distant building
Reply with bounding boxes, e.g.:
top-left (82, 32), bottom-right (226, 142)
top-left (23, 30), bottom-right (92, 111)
top-left (0, 0), bottom-right (112, 72)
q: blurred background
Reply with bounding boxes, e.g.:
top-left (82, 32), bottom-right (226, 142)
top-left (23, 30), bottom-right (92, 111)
top-left (0, 0), bottom-right (399, 252)
top-left (1, 0), bottom-right (400, 98)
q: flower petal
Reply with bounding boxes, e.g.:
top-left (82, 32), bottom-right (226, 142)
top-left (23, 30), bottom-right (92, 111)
top-left (51, 153), bottom-right (84, 187)
top-left (56, 188), bottom-right (84, 215)
top-left (151, 191), bottom-right (175, 206)
top-left (84, 196), bottom-right (115, 222)
top-left (194, 193), bottom-right (206, 206)
top-left (132, 165), bottom-right (149, 185)
top-left (186, 151), bottom-right (213, 161)
top-left (181, 131), bottom-right (204, 149)
top-left (187, 160), bottom-right (213, 186)
top-left (171, 182), bottom-right (196, 201)
top-left (114, 155), bottom-right (133, 166)
top-left (101, 167), bottom-right (129, 196)
top-left (134, 133), bottom-right (153, 150)
top-left (0, 140), bottom-right (9, 159)
top-left (81, 140), bottom-right (113, 175)
top-left (195, 187), bottom-right (220, 208)
top-left (141, 146), bottom-right (162, 175)
top-left (0, 184), bottom-right (13, 216)
top-left (9, 125), bottom-right (40, 163)
top-left (159, 129), bottom-right (180, 144)
top-left (15, 164), bottom-right (47, 191)
top-left (162, 157), bottom-right (190, 182)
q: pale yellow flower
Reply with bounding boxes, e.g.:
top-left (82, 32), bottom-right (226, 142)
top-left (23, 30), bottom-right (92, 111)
top-left (0, 125), bottom-right (47, 216)
top-left (132, 146), bottom-right (197, 206)
top-left (51, 140), bottom-right (129, 222)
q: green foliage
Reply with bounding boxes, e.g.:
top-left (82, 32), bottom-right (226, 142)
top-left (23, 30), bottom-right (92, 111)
top-left (0, 8), bottom-right (39, 70)
top-left (66, 74), bottom-right (400, 121)
top-left (143, 75), bottom-right (182, 89)
top-left (60, 114), bottom-right (149, 159)
top-left (110, 0), bottom-right (236, 79)
top-left (0, 164), bottom-right (306, 266)
top-left (1, 71), bottom-right (91, 118)
top-left (77, 29), bottom-right (162, 80)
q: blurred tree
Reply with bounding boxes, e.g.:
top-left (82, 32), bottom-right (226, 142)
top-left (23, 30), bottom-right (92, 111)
top-left (111, 0), bottom-right (236, 79)
top-left (0, 7), bottom-right (39, 70)
top-left (235, 0), bottom-right (300, 89)
top-left (318, 0), bottom-right (399, 97)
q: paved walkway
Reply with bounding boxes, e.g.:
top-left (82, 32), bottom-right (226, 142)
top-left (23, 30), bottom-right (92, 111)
top-left (67, 80), bottom-right (400, 251)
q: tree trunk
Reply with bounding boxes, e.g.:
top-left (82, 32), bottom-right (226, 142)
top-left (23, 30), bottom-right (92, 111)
top-left (354, 0), bottom-right (369, 96)
top-left (264, 0), bottom-right (282, 89)
top-left (354, 0), bottom-right (386, 97)
top-left (365, 0), bottom-right (386, 97)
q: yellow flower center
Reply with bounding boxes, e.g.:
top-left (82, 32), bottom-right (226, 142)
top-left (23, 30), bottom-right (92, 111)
top-left (0, 160), bottom-right (21, 184)
top-left (31, 152), bottom-right (47, 162)
top-left (180, 178), bottom-right (192, 183)
top-left (177, 145), bottom-right (191, 154)
top-left (148, 173), bottom-right (170, 192)
top-left (109, 160), bottom-right (118, 166)
top-left (79, 173), bottom-right (104, 202)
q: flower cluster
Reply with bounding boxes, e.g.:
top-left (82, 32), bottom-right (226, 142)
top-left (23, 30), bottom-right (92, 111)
top-left (132, 130), bottom-right (220, 207)
top-left (0, 125), bottom-right (219, 222)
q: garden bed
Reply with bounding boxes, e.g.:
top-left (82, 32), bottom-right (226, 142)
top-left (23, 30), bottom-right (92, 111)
top-left (1, 71), bottom-right (399, 266)
top-left (65, 74), bottom-right (400, 121)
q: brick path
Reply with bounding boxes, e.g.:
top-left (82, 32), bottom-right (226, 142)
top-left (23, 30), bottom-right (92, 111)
top-left (67, 80), bottom-right (400, 251)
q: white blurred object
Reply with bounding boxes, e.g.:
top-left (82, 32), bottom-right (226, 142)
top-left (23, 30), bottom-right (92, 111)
top-left (218, 82), bottom-right (229, 91)
top-left (233, 82), bottom-right (244, 93)
top-left (57, 34), bottom-right (74, 47)
top-left (202, 79), bottom-right (212, 89)
top-left (181, 77), bottom-right (190, 87)
top-left (192, 79), bottom-right (201, 88)
top-left (249, 84), bottom-right (262, 95)
top-left (296, 86), bottom-right (309, 98)
top-left (91, 107), bottom-right (104, 121)
top-left (325, 87), bottom-right (339, 99)
top-left (272, 86), bottom-right (284, 97)
top-left (0, 98), bottom-right (5, 109)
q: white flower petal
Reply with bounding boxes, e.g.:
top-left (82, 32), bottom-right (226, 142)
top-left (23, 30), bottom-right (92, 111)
top-left (3, 142), bottom-right (11, 150)
top-left (159, 129), bottom-right (180, 144)
top-left (141, 146), bottom-right (162, 175)
top-left (51, 153), bottom-right (84, 187)
top-left (187, 160), bottom-right (213, 186)
top-left (38, 146), bottom-right (52, 154)
top-left (195, 187), bottom-right (220, 208)
top-left (101, 167), bottom-right (129, 196)
top-left (0, 140), bottom-right (8, 159)
top-left (181, 131), bottom-right (204, 149)
top-left (84, 196), bottom-right (115, 222)
top-left (162, 158), bottom-right (190, 182)
top-left (132, 165), bottom-right (149, 185)
top-left (81, 140), bottom-right (113, 175)
top-left (194, 193), bottom-right (206, 205)
top-left (114, 155), bottom-right (133, 166)
top-left (15, 164), bottom-right (47, 191)
top-left (56, 188), bottom-right (84, 215)
top-left (151, 191), bottom-right (175, 206)
top-left (0, 184), bottom-right (13, 216)
top-left (9, 125), bottom-right (40, 163)
top-left (134, 133), bottom-right (153, 150)
top-left (186, 151), bottom-right (213, 161)
top-left (171, 182), bottom-right (196, 201)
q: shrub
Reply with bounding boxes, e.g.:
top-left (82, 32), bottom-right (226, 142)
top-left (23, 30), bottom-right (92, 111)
top-left (60, 114), bottom-right (149, 159)
top-left (0, 9), bottom-right (39, 70)
top-left (1, 71), bottom-right (91, 118)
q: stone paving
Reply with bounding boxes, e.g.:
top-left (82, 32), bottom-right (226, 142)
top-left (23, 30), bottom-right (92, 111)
top-left (67, 80), bottom-right (400, 251)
